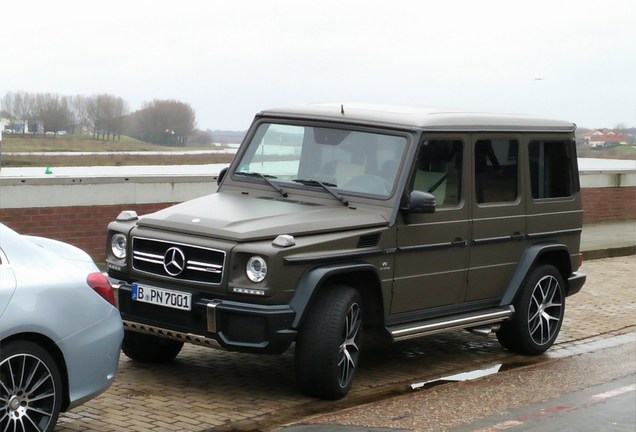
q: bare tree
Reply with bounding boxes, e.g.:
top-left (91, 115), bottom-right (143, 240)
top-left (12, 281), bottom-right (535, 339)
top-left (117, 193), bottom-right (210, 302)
top-left (1, 92), bottom-right (20, 132)
top-left (110, 96), bottom-right (129, 141)
top-left (70, 95), bottom-right (92, 135)
top-left (33, 93), bottom-right (72, 136)
top-left (3, 91), bottom-right (197, 145)
top-left (127, 99), bottom-right (196, 146)
top-left (89, 94), bottom-right (129, 141)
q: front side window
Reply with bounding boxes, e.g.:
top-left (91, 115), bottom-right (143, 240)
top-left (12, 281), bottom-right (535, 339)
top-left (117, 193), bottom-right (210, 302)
top-left (529, 140), bottom-right (575, 199)
top-left (234, 123), bottom-right (408, 198)
top-left (411, 139), bottom-right (463, 207)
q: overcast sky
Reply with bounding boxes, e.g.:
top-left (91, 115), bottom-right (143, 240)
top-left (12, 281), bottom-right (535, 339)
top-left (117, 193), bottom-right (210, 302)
top-left (2, 0), bottom-right (634, 131)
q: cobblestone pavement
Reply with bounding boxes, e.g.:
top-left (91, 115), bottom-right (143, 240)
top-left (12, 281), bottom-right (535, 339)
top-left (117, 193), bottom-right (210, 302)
top-left (56, 256), bottom-right (635, 432)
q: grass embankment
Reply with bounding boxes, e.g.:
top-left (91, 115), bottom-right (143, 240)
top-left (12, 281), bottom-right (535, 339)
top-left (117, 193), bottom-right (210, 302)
top-left (2, 134), bottom-right (634, 167)
top-left (578, 145), bottom-right (636, 160)
top-left (0, 134), bottom-right (235, 167)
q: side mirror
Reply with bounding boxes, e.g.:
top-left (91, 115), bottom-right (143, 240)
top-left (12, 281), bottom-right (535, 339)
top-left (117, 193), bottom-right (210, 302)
top-left (403, 190), bottom-right (436, 214)
top-left (217, 167), bottom-right (228, 186)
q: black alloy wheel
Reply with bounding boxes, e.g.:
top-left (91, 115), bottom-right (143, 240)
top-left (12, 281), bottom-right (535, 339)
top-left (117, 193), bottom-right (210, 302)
top-left (497, 264), bottom-right (565, 355)
top-left (295, 285), bottom-right (363, 399)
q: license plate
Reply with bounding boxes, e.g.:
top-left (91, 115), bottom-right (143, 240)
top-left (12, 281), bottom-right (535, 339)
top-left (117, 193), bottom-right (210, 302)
top-left (132, 283), bottom-right (192, 311)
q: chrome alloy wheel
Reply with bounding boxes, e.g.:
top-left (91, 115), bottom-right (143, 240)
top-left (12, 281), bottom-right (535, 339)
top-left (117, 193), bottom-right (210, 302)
top-left (527, 274), bottom-right (563, 346)
top-left (1, 353), bottom-right (57, 432)
top-left (337, 302), bottom-right (361, 389)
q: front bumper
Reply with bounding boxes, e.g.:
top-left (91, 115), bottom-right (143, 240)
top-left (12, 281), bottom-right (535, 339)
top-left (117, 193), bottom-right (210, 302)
top-left (112, 281), bottom-right (296, 354)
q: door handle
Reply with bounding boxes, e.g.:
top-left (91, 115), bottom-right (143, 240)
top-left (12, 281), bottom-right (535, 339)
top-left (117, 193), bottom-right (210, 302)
top-left (511, 232), bottom-right (525, 241)
top-left (451, 238), bottom-right (466, 247)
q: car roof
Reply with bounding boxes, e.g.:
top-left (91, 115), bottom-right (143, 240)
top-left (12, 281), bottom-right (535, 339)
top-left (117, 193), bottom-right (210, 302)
top-left (258, 103), bottom-right (576, 132)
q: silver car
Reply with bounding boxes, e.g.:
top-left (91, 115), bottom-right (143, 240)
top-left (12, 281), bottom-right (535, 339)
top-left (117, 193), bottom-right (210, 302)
top-left (0, 223), bottom-right (123, 432)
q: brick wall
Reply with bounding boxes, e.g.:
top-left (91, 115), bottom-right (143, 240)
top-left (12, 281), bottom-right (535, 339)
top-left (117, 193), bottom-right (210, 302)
top-left (581, 186), bottom-right (636, 224)
top-left (1, 186), bottom-right (634, 262)
top-left (0, 203), bottom-right (173, 262)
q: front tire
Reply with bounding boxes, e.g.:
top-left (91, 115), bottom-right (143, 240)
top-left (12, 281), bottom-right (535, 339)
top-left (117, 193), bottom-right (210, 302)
top-left (122, 330), bottom-right (184, 363)
top-left (497, 264), bottom-right (565, 355)
top-left (0, 340), bottom-right (63, 432)
top-left (295, 285), bottom-right (363, 399)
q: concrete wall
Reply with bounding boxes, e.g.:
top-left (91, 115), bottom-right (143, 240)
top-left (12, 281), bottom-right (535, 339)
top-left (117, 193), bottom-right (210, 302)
top-left (0, 173), bottom-right (218, 261)
top-left (1, 169), bottom-right (634, 262)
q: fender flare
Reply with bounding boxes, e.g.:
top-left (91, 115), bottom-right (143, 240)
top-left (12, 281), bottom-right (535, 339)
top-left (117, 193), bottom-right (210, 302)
top-left (499, 242), bottom-right (572, 307)
top-left (289, 262), bottom-right (379, 328)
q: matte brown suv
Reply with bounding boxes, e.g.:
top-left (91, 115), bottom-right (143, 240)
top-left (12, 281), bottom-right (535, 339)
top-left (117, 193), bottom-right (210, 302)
top-left (106, 104), bottom-right (586, 399)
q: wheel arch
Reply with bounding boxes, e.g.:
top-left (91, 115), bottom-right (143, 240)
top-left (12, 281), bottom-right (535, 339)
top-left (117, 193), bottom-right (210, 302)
top-left (289, 262), bottom-right (384, 329)
top-left (1, 332), bottom-right (71, 411)
top-left (499, 242), bottom-right (573, 306)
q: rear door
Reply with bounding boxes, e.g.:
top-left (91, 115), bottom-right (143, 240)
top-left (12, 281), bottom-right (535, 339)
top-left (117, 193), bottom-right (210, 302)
top-left (466, 134), bottom-right (526, 303)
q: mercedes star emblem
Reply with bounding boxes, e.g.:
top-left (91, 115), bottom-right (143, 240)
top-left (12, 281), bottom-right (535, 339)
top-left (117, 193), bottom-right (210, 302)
top-left (163, 247), bottom-right (186, 276)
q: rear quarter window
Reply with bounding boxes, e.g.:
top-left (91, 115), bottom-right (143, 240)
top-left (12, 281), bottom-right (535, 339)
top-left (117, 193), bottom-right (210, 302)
top-left (529, 140), bottom-right (575, 199)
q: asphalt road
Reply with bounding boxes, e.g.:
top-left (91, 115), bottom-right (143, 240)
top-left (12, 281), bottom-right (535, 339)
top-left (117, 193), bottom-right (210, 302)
top-left (282, 336), bottom-right (635, 432)
top-left (450, 341), bottom-right (636, 431)
top-left (462, 375), bottom-right (636, 432)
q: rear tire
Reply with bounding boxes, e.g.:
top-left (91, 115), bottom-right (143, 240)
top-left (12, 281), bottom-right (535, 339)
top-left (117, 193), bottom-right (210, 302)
top-left (0, 340), bottom-right (63, 432)
top-left (497, 264), bottom-right (565, 355)
top-left (122, 330), bottom-right (184, 363)
top-left (295, 285), bottom-right (363, 399)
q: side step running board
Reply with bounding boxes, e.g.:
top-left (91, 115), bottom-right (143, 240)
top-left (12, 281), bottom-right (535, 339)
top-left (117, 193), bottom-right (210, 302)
top-left (387, 306), bottom-right (514, 342)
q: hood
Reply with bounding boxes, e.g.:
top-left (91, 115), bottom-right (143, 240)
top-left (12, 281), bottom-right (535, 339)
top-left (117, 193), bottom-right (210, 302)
top-left (136, 192), bottom-right (388, 241)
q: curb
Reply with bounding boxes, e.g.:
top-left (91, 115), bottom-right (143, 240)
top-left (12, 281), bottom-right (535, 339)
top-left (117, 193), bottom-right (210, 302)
top-left (583, 246), bottom-right (636, 261)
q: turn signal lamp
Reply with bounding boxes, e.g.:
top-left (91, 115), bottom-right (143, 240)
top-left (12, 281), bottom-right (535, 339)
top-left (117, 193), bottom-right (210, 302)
top-left (231, 287), bottom-right (266, 296)
top-left (273, 234), bottom-right (295, 248)
top-left (116, 210), bottom-right (138, 222)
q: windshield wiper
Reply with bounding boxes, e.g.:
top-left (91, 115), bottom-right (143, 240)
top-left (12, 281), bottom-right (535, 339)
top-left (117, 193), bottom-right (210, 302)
top-left (235, 172), bottom-right (288, 198)
top-left (293, 179), bottom-right (349, 207)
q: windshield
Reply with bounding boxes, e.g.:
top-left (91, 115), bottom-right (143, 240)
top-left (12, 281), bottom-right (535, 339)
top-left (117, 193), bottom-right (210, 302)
top-left (233, 123), bottom-right (408, 198)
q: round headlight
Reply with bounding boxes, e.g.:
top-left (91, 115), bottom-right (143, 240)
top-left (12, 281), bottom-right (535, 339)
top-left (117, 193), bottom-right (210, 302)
top-left (246, 256), bottom-right (267, 283)
top-left (111, 234), bottom-right (127, 259)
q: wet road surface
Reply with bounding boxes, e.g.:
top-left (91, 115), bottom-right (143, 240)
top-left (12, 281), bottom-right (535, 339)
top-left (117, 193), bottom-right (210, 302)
top-left (55, 255), bottom-right (635, 432)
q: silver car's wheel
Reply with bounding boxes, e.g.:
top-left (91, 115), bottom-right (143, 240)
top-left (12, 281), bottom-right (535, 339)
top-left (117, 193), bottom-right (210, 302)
top-left (0, 340), bottom-right (63, 432)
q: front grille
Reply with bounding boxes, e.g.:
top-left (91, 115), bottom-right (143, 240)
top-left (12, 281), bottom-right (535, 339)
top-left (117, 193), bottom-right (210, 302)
top-left (132, 237), bottom-right (225, 285)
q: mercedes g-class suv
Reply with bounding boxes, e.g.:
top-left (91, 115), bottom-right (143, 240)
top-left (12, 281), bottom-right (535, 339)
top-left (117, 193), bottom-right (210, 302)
top-left (106, 104), bottom-right (586, 399)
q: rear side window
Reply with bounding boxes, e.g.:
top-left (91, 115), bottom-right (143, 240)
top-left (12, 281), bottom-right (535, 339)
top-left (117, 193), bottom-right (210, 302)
top-left (529, 140), bottom-right (575, 199)
top-left (475, 139), bottom-right (518, 204)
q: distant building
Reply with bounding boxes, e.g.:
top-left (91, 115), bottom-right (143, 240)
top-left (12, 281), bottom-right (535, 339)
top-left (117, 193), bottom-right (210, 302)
top-left (1, 118), bottom-right (10, 133)
top-left (581, 129), bottom-right (629, 148)
top-left (1, 117), bottom-right (30, 134)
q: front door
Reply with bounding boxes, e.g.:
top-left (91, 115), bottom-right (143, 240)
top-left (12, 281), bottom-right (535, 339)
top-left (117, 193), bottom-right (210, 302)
top-left (392, 136), bottom-right (470, 316)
